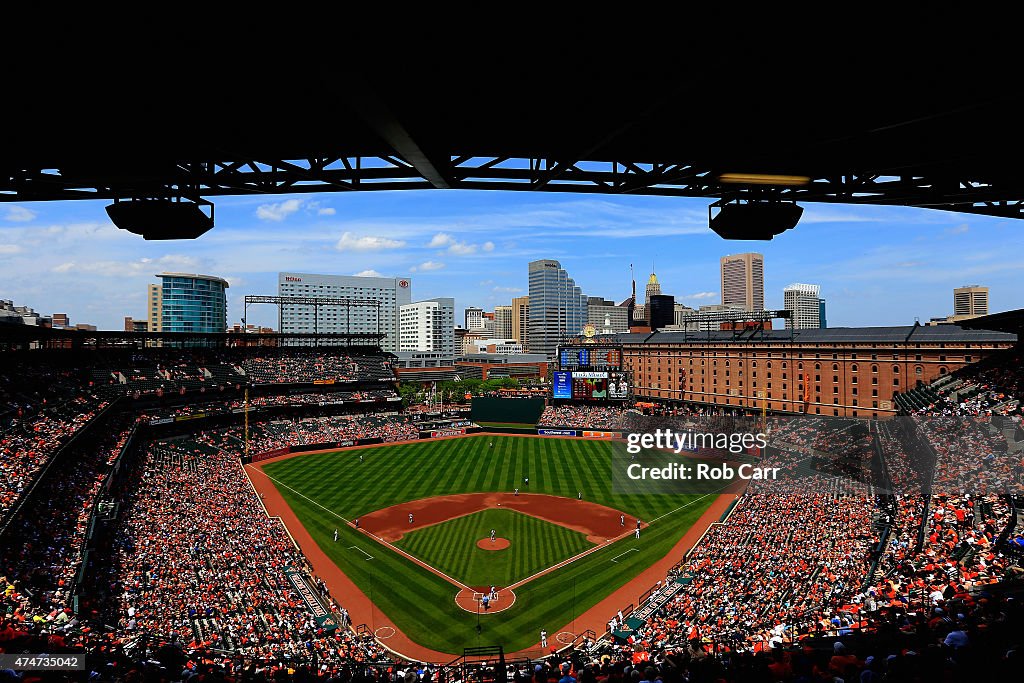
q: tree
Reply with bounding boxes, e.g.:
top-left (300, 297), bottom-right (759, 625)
top-left (398, 383), bottom-right (420, 408)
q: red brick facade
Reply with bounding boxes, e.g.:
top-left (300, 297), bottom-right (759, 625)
top-left (622, 336), bottom-right (1013, 418)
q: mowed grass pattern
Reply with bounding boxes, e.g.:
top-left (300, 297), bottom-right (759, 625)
top-left (396, 508), bottom-right (593, 586)
top-left (262, 435), bottom-right (717, 654)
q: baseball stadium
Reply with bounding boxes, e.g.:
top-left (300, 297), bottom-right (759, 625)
top-left (3, 55), bottom-right (1024, 683)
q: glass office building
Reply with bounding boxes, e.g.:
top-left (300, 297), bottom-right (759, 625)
top-left (527, 259), bottom-right (588, 359)
top-left (153, 273), bottom-right (229, 333)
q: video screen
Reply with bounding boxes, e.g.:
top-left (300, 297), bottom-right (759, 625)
top-left (552, 370), bottom-right (572, 398)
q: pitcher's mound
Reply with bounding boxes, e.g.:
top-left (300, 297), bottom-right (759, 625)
top-left (477, 537), bottom-right (510, 550)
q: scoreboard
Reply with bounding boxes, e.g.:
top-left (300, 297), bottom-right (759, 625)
top-left (552, 370), bottom-right (630, 401)
top-left (555, 342), bottom-right (627, 401)
top-left (559, 346), bottom-right (622, 369)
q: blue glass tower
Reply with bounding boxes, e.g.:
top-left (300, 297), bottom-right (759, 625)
top-left (157, 273), bottom-right (229, 333)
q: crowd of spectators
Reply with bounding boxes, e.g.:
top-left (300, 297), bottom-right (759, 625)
top-left (243, 352), bottom-right (395, 386)
top-left (609, 407), bottom-right (1024, 675)
top-left (138, 390), bottom-right (400, 423)
top-left (618, 427), bottom-right (880, 653)
top-left (538, 405), bottom-right (633, 430)
top-left (149, 414), bottom-right (420, 462)
top-left (0, 390), bottom-right (109, 521)
top-left (97, 441), bottom-right (390, 668)
top-left (906, 348), bottom-right (1024, 418)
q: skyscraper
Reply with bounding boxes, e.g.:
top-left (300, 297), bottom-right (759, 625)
top-left (527, 259), bottom-right (588, 359)
top-left (587, 297), bottom-right (629, 333)
top-left (783, 283), bottom-right (822, 329)
top-left (493, 305), bottom-right (513, 339)
top-left (464, 306), bottom-right (485, 330)
top-left (399, 298), bottom-right (455, 355)
top-left (278, 272), bottom-right (411, 352)
top-left (648, 294), bottom-right (675, 331)
top-left (720, 253), bottom-right (764, 311)
top-left (150, 273), bottom-right (229, 333)
top-left (511, 296), bottom-right (530, 348)
top-left (953, 285), bottom-right (989, 318)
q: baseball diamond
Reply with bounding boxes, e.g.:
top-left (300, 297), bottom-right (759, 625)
top-left (395, 508), bottom-right (593, 586)
top-left (255, 434), bottom-right (718, 654)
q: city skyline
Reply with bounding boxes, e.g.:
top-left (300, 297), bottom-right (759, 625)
top-left (2, 191), bottom-right (1022, 330)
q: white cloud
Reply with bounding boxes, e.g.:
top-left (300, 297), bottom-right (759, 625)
top-left (3, 206), bottom-right (36, 222)
top-left (336, 232), bottom-right (406, 251)
top-left (49, 254), bottom-right (205, 278)
top-left (256, 198), bottom-right (304, 221)
top-left (946, 223), bottom-right (969, 235)
top-left (428, 232), bottom-right (454, 247)
top-left (318, 207), bottom-right (336, 216)
top-left (0, 244), bottom-right (22, 255)
top-left (493, 286), bottom-right (522, 293)
top-left (417, 260), bottom-right (445, 271)
top-left (448, 241), bottom-right (477, 255)
top-left (684, 291), bottom-right (717, 300)
top-left (353, 269), bottom-right (384, 277)
top-left (482, 241), bottom-right (495, 252)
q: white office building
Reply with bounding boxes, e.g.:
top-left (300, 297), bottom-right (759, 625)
top-left (399, 298), bottom-right (455, 355)
top-left (278, 272), bottom-right (412, 352)
top-left (783, 283), bottom-right (823, 330)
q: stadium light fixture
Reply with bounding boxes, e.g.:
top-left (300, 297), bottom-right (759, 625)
top-left (708, 199), bottom-right (803, 240)
top-left (105, 197), bottom-right (215, 240)
top-left (719, 173), bottom-right (811, 186)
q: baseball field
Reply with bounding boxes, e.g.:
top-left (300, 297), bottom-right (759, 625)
top-left (256, 434), bottom-right (716, 655)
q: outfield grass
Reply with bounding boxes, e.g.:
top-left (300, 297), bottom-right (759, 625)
top-left (395, 508), bottom-right (593, 586)
top-left (262, 435), bottom-right (715, 654)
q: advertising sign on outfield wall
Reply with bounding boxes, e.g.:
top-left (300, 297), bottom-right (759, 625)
top-left (582, 431), bottom-right (620, 439)
top-left (430, 428), bottom-right (467, 438)
top-left (537, 429), bottom-right (577, 436)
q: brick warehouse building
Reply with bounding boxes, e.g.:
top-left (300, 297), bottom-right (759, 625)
top-left (616, 325), bottom-right (1016, 418)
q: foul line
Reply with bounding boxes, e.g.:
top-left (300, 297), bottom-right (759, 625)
top-left (247, 463), bottom-right (472, 591)
top-left (349, 545), bottom-right (374, 560)
top-left (646, 483), bottom-right (738, 525)
top-left (245, 464), bottom-right (352, 524)
top-left (609, 548), bottom-right (639, 563)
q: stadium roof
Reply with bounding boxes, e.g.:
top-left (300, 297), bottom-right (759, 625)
top-left (959, 308), bottom-right (1024, 336)
top-left (618, 325), bottom-right (1017, 345)
top-left (5, 57), bottom-right (1024, 229)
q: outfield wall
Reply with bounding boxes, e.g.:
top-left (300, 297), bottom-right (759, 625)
top-left (471, 396), bottom-right (545, 424)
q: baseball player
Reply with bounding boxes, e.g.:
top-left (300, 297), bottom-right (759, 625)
top-left (333, 528), bottom-right (338, 542)
top-left (578, 491), bottom-right (582, 500)
top-left (635, 526), bottom-right (640, 539)
top-left (354, 518), bottom-right (360, 529)
top-left (490, 529), bottom-right (496, 543)
top-left (620, 514), bottom-right (625, 527)
top-left (540, 629), bottom-right (548, 648)
top-left (409, 513), bottom-right (414, 525)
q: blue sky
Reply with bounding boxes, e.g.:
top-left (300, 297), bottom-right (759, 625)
top-left (2, 191), bottom-right (1023, 330)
